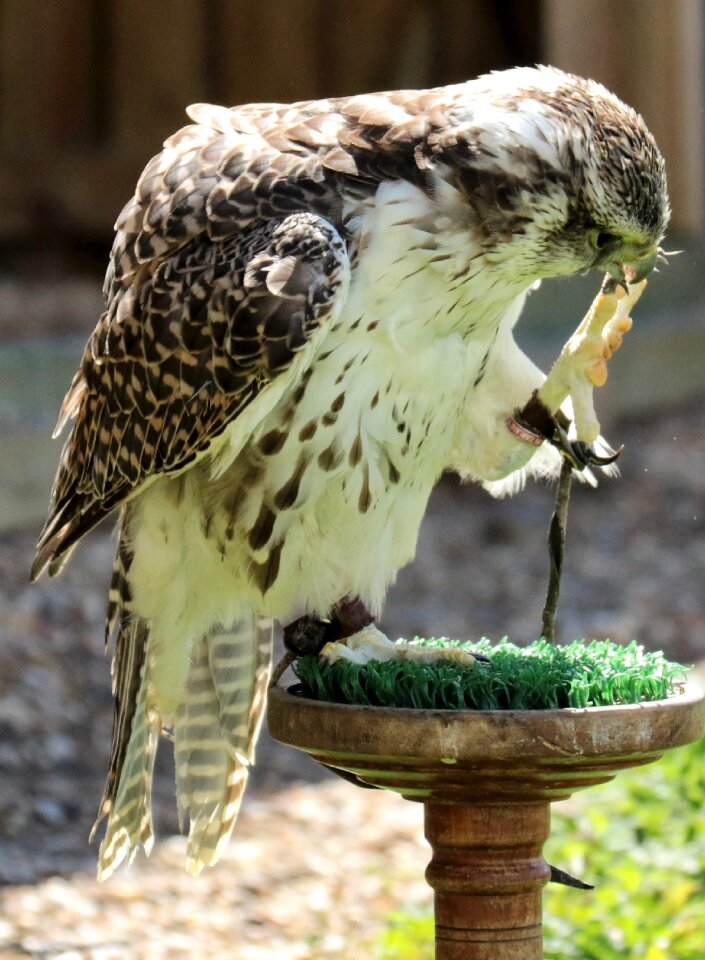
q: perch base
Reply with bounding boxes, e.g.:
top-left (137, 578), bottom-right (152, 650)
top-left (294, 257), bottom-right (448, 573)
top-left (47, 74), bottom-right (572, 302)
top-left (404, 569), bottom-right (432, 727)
top-left (424, 801), bottom-right (549, 960)
top-left (267, 684), bottom-right (704, 959)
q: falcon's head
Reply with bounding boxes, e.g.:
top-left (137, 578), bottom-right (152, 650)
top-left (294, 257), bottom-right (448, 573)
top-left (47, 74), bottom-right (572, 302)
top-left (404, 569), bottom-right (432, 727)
top-left (426, 65), bottom-right (669, 285)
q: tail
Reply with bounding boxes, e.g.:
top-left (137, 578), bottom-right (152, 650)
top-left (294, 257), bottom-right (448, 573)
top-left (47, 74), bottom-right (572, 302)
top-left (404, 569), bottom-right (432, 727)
top-left (94, 564), bottom-right (273, 880)
top-left (174, 617), bottom-right (273, 875)
top-left (93, 508), bottom-right (159, 880)
top-left (95, 634), bottom-right (160, 879)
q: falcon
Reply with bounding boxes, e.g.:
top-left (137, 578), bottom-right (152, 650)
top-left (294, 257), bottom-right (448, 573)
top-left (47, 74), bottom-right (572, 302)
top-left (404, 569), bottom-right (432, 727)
top-left (32, 65), bottom-right (668, 879)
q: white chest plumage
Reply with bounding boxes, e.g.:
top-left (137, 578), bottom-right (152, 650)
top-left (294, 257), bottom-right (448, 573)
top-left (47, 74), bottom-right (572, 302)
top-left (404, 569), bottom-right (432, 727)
top-left (129, 180), bottom-right (530, 709)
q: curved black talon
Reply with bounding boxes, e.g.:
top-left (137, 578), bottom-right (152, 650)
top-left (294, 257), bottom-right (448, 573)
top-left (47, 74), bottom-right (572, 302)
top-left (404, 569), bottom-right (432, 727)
top-left (471, 652), bottom-right (491, 664)
top-left (602, 273), bottom-right (629, 295)
top-left (513, 392), bottom-right (623, 473)
top-left (550, 421), bottom-right (623, 472)
top-left (571, 440), bottom-right (623, 468)
top-left (551, 421), bottom-right (585, 470)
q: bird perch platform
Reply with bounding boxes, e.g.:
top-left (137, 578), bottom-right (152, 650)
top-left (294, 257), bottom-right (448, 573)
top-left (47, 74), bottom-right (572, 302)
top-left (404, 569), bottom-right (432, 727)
top-left (268, 682), bottom-right (704, 959)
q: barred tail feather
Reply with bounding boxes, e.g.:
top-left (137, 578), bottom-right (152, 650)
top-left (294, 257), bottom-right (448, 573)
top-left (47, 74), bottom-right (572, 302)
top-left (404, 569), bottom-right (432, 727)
top-left (208, 616), bottom-right (273, 765)
top-left (175, 616), bottom-right (272, 876)
top-left (92, 509), bottom-right (162, 881)
top-left (96, 654), bottom-right (160, 880)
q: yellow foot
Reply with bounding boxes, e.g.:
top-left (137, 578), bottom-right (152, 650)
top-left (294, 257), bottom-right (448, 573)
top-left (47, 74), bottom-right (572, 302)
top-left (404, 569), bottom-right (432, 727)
top-left (320, 626), bottom-right (477, 667)
top-left (539, 279), bottom-right (646, 443)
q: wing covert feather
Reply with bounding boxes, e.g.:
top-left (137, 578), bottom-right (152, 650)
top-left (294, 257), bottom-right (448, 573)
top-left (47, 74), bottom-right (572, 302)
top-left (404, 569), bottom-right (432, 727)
top-left (33, 213), bottom-right (349, 578)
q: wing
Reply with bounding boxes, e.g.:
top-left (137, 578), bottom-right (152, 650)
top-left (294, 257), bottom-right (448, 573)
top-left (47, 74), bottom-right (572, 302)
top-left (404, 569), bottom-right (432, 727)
top-left (33, 84), bottom-right (469, 579)
top-left (33, 211), bottom-right (349, 578)
top-left (103, 89), bottom-right (453, 305)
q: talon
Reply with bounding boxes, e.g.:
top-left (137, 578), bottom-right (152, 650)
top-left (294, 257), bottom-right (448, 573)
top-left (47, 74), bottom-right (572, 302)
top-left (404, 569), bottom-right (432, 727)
top-left (591, 443), bottom-right (624, 466)
top-left (572, 441), bottom-right (623, 468)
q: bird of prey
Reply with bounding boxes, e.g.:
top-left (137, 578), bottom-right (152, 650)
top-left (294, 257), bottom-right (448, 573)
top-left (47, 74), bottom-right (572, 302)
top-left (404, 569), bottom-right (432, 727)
top-left (32, 65), bottom-right (668, 879)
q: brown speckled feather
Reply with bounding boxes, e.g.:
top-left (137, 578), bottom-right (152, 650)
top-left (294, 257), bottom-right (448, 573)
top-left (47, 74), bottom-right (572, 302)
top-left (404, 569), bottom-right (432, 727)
top-left (33, 211), bottom-right (348, 579)
top-left (33, 92), bottom-right (455, 579)
top-left (95, 506), bottom-right (143, 826)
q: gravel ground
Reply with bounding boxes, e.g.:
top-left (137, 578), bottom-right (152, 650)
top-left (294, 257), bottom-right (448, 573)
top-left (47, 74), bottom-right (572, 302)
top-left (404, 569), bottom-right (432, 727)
top-left (0, 395), bottom-right (704, 956)
top-left (0, 782), bottom-right (429, 960)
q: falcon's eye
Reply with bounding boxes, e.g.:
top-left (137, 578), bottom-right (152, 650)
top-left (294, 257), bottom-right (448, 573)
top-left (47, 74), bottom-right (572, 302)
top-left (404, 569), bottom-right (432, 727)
top-left (593, 230), bottom-right (621, 251)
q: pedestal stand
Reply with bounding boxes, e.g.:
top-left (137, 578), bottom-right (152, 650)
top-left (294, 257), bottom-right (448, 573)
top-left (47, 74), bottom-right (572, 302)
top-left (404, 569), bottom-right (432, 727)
top-left (268, 683), bottom-right (704, 959)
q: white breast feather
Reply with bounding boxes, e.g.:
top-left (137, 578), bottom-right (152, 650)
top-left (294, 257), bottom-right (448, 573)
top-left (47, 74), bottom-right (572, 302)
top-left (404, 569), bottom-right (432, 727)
top-left (133, 178), bottom-right (537, 716)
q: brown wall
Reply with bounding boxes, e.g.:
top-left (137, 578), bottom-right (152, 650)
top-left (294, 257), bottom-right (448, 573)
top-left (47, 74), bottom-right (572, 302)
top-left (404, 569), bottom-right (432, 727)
top-left (0, 0), bottom-right (539, 246)
top-left (0, 0), bottom-right (701, 248)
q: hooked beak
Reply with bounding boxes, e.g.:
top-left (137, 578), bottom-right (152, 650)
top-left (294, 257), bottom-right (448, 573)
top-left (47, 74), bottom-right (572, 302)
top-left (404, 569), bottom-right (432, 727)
top-left (604, 244), bottom-right (659, 284)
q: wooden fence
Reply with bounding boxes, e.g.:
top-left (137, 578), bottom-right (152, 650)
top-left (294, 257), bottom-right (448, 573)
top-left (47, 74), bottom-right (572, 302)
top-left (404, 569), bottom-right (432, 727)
top-left (0, 0), bottom-right (701, 246)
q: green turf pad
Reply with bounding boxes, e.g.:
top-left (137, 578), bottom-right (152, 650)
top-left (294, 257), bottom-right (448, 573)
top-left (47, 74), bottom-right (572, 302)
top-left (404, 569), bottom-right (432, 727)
top-left (292, 638), bottom-right (688, 710)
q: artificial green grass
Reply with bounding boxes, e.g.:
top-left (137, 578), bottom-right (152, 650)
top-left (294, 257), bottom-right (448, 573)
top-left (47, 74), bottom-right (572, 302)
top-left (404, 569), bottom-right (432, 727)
top-left (292, 637), bottom-right (688, 710)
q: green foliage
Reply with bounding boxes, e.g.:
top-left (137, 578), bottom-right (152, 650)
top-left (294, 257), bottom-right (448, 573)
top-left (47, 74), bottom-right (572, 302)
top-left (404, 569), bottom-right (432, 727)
top-left (293, 638), bottom-right (687, 710)
top-left (371, 734), bottom-right (705, 959)
top-left (543, 731), bottom-right (705, 959)
top-left (374, 912), bottom-right (434, 960)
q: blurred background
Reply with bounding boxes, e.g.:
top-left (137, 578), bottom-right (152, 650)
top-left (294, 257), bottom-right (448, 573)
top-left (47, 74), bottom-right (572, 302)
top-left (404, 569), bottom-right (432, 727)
top-left (0, 0), bottom-right (704, 955)
top-left (1, 0), bottom-right (704, 524)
